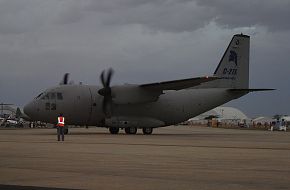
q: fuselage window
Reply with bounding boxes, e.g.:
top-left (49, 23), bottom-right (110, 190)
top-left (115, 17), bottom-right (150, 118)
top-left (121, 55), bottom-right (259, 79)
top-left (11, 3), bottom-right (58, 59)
top-left (57, 93), bottom-right (63, 100)
top-left (41, 93), bottom-right (49, 100)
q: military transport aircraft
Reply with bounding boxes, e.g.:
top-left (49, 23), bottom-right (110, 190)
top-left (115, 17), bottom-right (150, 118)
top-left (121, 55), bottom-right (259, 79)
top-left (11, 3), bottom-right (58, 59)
top-left (23, 34), bottom-right (273, 135)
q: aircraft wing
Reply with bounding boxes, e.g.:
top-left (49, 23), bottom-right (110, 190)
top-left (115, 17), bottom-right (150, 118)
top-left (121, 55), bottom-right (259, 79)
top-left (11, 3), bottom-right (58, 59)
top-left (139, 76), bottom-right (218, 91)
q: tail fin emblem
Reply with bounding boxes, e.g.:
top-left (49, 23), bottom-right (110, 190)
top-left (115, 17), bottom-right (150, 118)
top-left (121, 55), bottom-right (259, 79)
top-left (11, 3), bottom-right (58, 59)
top-left (229, 50), bottom-right (237, 66)
top-left (235, 39), bottom-right (240, 45)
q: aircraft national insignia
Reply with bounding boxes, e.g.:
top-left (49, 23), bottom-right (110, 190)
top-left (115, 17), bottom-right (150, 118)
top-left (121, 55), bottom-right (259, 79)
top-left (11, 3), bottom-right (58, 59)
top-left (229, 50), bottom-right (237, 66)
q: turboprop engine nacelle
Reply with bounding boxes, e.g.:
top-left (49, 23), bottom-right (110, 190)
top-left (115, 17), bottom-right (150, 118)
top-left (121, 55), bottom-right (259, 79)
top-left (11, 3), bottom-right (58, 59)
top-left (111, 85), bottom-right (161, 104)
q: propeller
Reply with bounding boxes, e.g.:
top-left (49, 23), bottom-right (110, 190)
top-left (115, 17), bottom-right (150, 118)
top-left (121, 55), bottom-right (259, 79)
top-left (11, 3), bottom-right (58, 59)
top-left (60, 73), bottom-right (70, 85)
top-left (98, 68), bottom-right (114, 118)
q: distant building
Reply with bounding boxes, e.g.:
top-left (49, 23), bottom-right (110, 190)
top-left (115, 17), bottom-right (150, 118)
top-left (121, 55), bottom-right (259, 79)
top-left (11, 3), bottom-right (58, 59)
top-left (0, 105), bottom-right (20, 119)
top-left (252, 117), bottom-right (273, 125)
top-left (1, 105), bottom-right (14, 117)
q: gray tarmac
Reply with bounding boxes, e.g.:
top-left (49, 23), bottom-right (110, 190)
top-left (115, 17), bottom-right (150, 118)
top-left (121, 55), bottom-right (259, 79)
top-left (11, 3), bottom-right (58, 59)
top-left (0, 126), bottom-right (289, 190)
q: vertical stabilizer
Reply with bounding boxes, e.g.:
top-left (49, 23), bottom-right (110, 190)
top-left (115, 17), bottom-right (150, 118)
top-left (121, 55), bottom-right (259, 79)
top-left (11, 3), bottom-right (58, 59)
top-left (213, 34), bottom-right (250, 89)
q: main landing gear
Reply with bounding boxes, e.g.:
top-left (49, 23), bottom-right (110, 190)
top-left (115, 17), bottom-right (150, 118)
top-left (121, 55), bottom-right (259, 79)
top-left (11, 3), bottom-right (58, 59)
top-left (108, 127), bottom-right (153, 135)
top-left (142, 127), bottom-right (153, 135)
top-left (109, 127), bottom-right (119, 134)
top-left (125, 127), bottom-right (137, 134)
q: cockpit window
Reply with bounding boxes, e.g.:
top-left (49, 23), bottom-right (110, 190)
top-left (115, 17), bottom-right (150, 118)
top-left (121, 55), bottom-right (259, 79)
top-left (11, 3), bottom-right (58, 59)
top-left (41, 93), bottom-right (49, 100)
top-left (38, 92), bottom-right (62, 100)
top-left (50, 93), bottom-right (56, 100)
top-left (57, 93), bottom-right (63, 100)
top-left (35, 93), bottom-right (43, 99)
top-left (40, 93), bottom-right (49, 100)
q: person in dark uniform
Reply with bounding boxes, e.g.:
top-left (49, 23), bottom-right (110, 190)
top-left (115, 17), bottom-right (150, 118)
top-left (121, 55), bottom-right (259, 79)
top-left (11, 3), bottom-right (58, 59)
top-left (56, 113), bottom-right (65, 141)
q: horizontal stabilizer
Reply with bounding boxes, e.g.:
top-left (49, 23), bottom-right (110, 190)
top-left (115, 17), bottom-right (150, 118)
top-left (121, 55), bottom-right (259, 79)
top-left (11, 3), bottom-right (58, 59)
top-left (140, 76), bottom-right (219, 91)
top-left (229, 88), bottom-right (275, 92)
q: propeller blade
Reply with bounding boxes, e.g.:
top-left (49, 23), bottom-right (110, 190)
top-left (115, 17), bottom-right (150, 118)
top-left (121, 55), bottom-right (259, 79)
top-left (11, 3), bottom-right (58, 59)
top-left (63, 73), bottom-right (69, 85)
top-left (60, 73), bottom-right (70, 85)
top-left (99, 68), bottom-right (114, 118)
top-left (100, 70), bottom-right (106, 87)
top-left (102, 97), bottom-right (112, 118)
top-left (106, 68), bottom-right (113, 87)
top-left (102, 98), bottom-right (106, 114)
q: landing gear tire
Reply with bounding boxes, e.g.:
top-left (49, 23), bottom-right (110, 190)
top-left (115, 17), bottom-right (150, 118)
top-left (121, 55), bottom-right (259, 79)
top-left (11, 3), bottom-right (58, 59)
top-left (125, 127), bottom-right (137, 134)
top-left (64, 128), bottom-right (69, 135)
top-left (142, 127), bottom-right (153, 135)
top-left (109, 127), bottom-right (119, 134)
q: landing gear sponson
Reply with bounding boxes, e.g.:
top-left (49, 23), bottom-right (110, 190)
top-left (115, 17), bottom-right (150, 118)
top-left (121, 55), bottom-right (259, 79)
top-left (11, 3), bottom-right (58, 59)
top-left (108, 127), bottom-right (153, 135)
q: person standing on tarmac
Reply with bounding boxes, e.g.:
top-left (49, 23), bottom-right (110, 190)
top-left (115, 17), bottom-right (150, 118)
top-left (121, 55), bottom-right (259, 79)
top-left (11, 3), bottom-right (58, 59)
top-left (56, 113), bottom-right (65, 141)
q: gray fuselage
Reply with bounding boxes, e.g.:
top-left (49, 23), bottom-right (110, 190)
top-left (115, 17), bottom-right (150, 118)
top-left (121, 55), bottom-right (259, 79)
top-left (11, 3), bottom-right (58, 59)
top-left (24, 84), bottom-right (246, 128)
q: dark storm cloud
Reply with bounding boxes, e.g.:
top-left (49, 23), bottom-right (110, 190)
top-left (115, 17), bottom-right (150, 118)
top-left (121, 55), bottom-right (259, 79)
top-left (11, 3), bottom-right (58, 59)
top-left (86, 0), bottom-right (214, 32)
top-left (0, 0), bottom-right (289, 117)
top-left (0, 1), bottom-right (89, 35)
top-left (83, 0), bottom-right (290, 32)
top-left (0, 1), bottom-right (40, 34)
top-left (196, 0), bottom-right (290, 31)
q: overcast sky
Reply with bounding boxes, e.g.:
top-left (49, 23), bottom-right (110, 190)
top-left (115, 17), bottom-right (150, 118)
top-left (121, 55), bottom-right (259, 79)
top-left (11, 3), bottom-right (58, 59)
top-left (0, 0), bottom-right (289, 117)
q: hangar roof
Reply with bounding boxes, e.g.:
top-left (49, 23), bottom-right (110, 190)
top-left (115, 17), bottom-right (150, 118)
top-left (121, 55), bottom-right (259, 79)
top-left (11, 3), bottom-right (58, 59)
top-left (192, 106), bottom-right (248, 121)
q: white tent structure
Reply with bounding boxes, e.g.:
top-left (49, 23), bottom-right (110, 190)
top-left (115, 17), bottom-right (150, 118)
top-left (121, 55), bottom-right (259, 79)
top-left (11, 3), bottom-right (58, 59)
top-left (281, 116), bottom-right (290, 122)
top-left (189, 106), bottom-right (248, 124)
top-left (252, 117), bottom-right (273, 125)
top-left (252, 116), bottom-right (290, 125)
